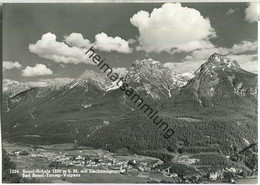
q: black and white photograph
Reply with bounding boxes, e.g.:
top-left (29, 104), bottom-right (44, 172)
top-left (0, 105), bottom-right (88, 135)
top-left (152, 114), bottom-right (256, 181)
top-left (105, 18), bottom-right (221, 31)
top-left (1, 2), bottom-right (258, 183)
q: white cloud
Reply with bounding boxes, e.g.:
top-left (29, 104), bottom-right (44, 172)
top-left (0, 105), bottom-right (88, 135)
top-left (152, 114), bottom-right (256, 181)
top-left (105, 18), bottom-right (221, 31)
top-left (3, 61), bottom-right (22, 70)
top-left (186, 40), bottom-right (257, 61)
top-left (127, 38), bottom-right (137, 44)
top-left (27, 81), bottom-right (48, 87)
top-left (95, 32), bottom-right (132, 53)
top-left (164, 62), bottom-right (176, 71)
top-left (29, 32), bottom-right (132, 65)
top-left (40, 78), bottom-right (74, 86)
top-left (29, 32), bottom-right (92, 65)
top-left (27, 77), bottom-right (74, 87)
top-left (231, 41), bottom-right (258, 54)
top-left (164, 60), bottom-right (205, 73)
top-left (228, 54), bottom-right (258, 73)
top-left (186, 47), bottom-right (229, 61)
top-left (226, 8), bottom-right (239, 16)
top-left (130, 3), bottom-right (216, 53)
top-left (245, 3), bottom-right (258, 23)
top-left (165, 54), bottom-right (257, 74)
top-left (64, 32), bottom-right (91, 48)
top-left (166, 40), bottom-right (258, 73)
top-left (22, 64), bottom-right (53, 77)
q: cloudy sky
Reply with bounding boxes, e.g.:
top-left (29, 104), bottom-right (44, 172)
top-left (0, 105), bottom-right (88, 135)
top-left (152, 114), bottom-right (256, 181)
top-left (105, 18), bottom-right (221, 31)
top-left (3, 3), bottom-right (258, 86)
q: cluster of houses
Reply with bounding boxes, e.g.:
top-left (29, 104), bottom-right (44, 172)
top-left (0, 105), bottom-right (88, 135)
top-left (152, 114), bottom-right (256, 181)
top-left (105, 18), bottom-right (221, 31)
top-left (159, 166), bottom-right (249, 183)
top-left (206, 167), bottom-right (248, 183)
top-left (13, 149), bottom-right (154, 174)
top-left (12, 149), bottom-right (249, 183)
top-left (59, 155), bottom-right (154, 174)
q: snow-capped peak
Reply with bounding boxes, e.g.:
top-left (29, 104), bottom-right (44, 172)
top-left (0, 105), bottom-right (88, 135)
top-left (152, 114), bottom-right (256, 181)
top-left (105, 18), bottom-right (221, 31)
top-left (3, 79), bottom-right (30, 97)
top-left (127, 58), bottom-right (173, 84)
top-left (68, 70), bottom-right (112, 90)
top-left (207, 53), bottom-right (240, 68)
top-left (130, 58), bottom-right (163, 71)
top-left (196, 53), bottom-right (240, 74)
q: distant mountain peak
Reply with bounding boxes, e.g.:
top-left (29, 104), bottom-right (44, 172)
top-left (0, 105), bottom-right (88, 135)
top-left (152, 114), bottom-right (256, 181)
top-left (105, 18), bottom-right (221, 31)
top-left (3, 79), bottom-right (30, 98)
top-left (183, 53), bottom-right (257, 107)
top-left (196, 53), bottom-right (240, 74)
top-left (130, 58), bottom-right (163, 73)
top-left (69, 70), bottom-right (112, 91)
top-left (210, 53), bottom-right (224, 59)
top-left (123, 58), bottom-right (193, 99)
top-left (208, 53), bottom-right (240, 68)
top-left (133, 58), bottom-right (162, 65)
top-left (78, 69), bottom-right (102, 79)
top-left (128, 58), bottom-right (171, 80)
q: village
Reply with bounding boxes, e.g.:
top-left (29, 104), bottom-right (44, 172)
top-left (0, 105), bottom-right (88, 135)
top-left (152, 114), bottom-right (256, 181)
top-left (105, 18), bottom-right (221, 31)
top-left (11, 148), bottom-right (256, 183)
top-left (12, 148), bottom-right (156, 175)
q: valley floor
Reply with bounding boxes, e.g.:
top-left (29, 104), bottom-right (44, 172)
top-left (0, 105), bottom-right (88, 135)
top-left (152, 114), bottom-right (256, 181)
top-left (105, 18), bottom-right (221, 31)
top-left (2, 141), bottom-right (257, 184)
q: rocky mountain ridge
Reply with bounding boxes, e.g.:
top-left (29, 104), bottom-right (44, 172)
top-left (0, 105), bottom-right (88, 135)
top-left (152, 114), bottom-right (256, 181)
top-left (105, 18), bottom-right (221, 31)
top-left (2, 53), bottom-right (257, 161)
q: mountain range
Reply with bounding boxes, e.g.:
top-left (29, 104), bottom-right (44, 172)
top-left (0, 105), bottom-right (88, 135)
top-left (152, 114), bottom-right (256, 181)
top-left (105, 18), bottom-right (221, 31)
top-left (2, 53), bottom-right (257, 160)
